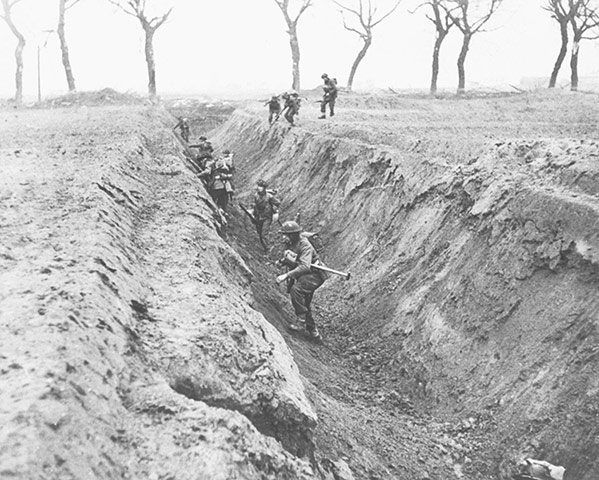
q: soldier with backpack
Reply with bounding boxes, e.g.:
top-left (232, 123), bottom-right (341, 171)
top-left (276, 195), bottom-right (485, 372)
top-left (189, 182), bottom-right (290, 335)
top-left (319, 73), bottom-right (338, 119)
top-left (264, 95), bottom-right (281, 125)
top-left (275, 221), bottom-right (329, 340)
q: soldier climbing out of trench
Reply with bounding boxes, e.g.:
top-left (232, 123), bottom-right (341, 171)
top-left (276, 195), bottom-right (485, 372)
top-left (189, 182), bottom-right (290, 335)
top-left (275, 221), bottom-right (329, 340)
top-left (318, 73), bottom-right (338, 119)
top-left (264, 95), bottom-right (281, 125)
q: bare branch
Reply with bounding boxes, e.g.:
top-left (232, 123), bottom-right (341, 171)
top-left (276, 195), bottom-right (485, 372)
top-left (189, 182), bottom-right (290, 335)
top-left (371, 0), bottom-right (401, 27)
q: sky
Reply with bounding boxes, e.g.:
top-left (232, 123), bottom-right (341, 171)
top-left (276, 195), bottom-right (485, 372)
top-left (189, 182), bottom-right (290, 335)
top-left (1, 0), bottom-right (599, 101)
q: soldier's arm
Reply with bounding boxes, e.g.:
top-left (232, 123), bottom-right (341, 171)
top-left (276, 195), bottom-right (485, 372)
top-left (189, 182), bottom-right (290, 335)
top-left (286, 241), bottom-right (313, 279)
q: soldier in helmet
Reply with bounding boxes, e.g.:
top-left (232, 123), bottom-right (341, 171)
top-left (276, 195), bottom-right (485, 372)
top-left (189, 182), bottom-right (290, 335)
top-left (173, 117), bottom-right (191, 142)
top-left (276, 220), bottom-right (328, 339)
top-left (199, 149), bottom-right (234, 211)
top-left (264, 95), bottom-right (281, 125)
top-left (318, 73), bottom-right (338, 119)
top-left (282, 91), bottom-right (301, 126)
top-left (253, 179), bottom-right (281, 250)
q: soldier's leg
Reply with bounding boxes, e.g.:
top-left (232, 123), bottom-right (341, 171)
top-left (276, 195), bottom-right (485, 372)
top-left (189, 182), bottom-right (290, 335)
top-left (329, 97), bottom-right (336, 116)
top-left (320, 98), bottom-right (327, 114)
top-left (290, 273), bottom-right (324, 323)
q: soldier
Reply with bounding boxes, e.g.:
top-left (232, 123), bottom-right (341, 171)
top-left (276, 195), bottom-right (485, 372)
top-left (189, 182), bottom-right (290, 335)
top-left (252, 179), bottom-right (280, 250)
top-left (282, 92), bottom-right (300, 126)
top-left (189, 136), bottom-right (214, 169)
top-left (276, 221), bottom-right (328, 340)
top-left (318, 73), bottom-right (338, 119)
top-left (199, 150), bottom-right (234, 211)
top-left (173, 117), bottom-right (191, 142)
top-left (264, 95), bottom-right (281, 124)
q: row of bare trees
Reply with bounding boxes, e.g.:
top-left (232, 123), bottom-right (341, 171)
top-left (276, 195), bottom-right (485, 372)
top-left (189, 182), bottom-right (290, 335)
top-left (3, 0), bottom-right (599, 105)
top-left (273, 0), bottom-right (599, 95)
top-left (1, 0), bottom-right (172, 105)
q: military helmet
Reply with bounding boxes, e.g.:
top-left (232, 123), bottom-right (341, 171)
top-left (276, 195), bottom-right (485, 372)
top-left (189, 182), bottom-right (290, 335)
top-left (321, 73), bottom-right (328, 79)
top-left (223, 149), bottom-right (231, 155)
top-left (199, 136), bottom-right (207, 141)
top-left (257, 179), bottom-right (268, 188)
top-left (279, 221), bottom-right (301, 234)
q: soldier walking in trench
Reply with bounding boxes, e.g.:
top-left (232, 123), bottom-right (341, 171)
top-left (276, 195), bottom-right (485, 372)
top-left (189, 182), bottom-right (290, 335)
top-left (275, 221), bottom-right (329, 340)
top-left (173, 117), bottom-right (191, 142)
top-left (252, 179), bottom-right (280, 250)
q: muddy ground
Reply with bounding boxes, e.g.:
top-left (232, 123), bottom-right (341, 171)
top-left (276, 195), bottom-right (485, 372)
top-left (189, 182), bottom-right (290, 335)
top-left (1, 90), bottom-right (598, 480)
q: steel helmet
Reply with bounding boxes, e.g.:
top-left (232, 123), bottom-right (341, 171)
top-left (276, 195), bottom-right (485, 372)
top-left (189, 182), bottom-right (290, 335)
top-left (257, 179), bottom-right (268, 188)
top-left (279, 220), bottom-right (301, 234)
top-left (223, 149), bottom-right (231, 155)
top-left (321, 73), bottom-right (328, 79)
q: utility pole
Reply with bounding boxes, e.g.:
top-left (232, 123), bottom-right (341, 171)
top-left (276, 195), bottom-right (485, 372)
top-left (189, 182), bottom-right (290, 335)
top-left (37, 29), bottom-right (55, 103)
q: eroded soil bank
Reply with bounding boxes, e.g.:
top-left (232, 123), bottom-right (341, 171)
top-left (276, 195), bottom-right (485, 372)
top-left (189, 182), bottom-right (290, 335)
top-left (0, 105), bottom-right (319, 480)
top-left (2, 91), bottom-right (599, 480)
top-left (208, 91), bottom-right (599, 480)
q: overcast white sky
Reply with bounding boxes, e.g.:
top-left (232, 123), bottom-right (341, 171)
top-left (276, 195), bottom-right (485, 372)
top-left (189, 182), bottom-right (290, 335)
top-left (1, 0), bottom-right (598, 101)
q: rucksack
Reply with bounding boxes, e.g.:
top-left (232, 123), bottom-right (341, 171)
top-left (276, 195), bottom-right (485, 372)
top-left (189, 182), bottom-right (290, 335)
top-left (302, 231), bottom-right (325, 255)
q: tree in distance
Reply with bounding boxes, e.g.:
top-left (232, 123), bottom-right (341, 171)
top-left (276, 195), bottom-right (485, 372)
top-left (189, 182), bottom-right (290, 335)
top-left (544, 0), bottom-right (582, 88)
top-left (1, 0), bottom-right (26, 105)
top-left (108, 0), bottom-right (173, 99)
top-left (58, 0), bottom-right (83, 93)
top-left (568, 0), bottom-right (599, 91)
top-left (411, 0), bottom-right (459, 95)
top-left (332, 0), bottom-right (401, 91)
top-left (444, 0), bottom-right (504, 95)
top-left (273, 0), bottom-right (313, 92)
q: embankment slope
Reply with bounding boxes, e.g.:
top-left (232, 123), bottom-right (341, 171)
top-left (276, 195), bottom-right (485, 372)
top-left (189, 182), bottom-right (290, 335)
top-left (0, 106), bottom-right (317, 479)
top-left (211, 92), bottom-right (599, 479)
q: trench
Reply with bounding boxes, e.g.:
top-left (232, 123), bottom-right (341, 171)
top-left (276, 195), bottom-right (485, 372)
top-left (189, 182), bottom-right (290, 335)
top-left (193, 96), bottom-right (599, 480)
top-left (2, 95), bottom-right (599, 480)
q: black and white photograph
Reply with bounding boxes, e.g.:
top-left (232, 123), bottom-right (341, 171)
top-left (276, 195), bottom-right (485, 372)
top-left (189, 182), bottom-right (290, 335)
top-left (0, 1), bottom-right (597, 479)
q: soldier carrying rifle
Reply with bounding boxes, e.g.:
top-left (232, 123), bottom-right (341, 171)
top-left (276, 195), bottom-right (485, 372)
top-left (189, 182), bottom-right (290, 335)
top-left (318, 73), bottom-right (338, 119)
top-left (240, 179), bottom-right (281, 251)
top-left (275, 220), bottom-right (329, 340)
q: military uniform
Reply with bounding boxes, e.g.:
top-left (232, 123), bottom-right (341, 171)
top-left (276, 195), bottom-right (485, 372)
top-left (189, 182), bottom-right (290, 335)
top-left (319, 75), bottom-right (338, 118)
top-left (283, 93), bottom-right (300, 125)
top-left (174, 118), bottom-right (190, 142)
top-left (284, 235), bottom-right (328, 335)
top-left (265, 96), bottom-right (281, 124)
top-left (200, 155), bottom-right (234, 210)
top-left (253, 188), bottom-right (280, 247)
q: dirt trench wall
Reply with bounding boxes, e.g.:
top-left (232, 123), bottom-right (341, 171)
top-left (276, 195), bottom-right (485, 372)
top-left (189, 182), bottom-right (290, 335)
top-left (0, 106), bottom-right (318, 479)
top-left (211, 108), bottom-right (599, 479)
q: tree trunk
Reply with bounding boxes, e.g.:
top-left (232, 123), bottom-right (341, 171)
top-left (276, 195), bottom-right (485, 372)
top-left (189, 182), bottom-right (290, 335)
top-left (58, 0), bottom-right (76, 92)
top-left (347, 37), bottom-right (372, 91)
top-left (288, 23), bottom-right (300, 91)
top-left (2, 0), bottom-right (26, 105)
top-left (549, 20), bottom-right (568, 88)
top-left (144, 28), bottom-right (157, 98)
top-left (570, 37), bottom-right (580, 91)
top-left (456, 33), bottom-right (471, 95)
top-left (430, 29), bottom-right (447, 95)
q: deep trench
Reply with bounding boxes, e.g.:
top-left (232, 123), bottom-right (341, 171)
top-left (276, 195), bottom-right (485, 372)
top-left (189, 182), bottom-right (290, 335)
top-left (166, 98), bottom-right (599, 480)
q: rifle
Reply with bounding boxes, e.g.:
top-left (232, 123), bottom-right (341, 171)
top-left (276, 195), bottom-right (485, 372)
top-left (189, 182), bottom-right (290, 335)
top-left (239, 203), bottom-right (267, 250)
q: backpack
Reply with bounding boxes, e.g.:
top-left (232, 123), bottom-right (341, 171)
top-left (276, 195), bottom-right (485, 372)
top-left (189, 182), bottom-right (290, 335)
top-left (302, 231), bottom-right (325, 255)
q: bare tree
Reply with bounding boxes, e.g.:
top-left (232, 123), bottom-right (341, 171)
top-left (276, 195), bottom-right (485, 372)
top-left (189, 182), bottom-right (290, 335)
top-left (444, 0), bottom-right (504, 94)
top-left (543, 0), bottom-right (581, 88)
top-left (333, 0), bottom-right (401, 91)
top-left (569, 0), bottom-right (599, 90)
top-left (109, 0), bottom-right (173, 98)
top-left (58, 0), bottom-right (82, 92)
top-left (1, 0), bottom-right (26, 105)
top-left (273, 0), bottom-right (312, 91)
top-left (412, 0), bottom-right (458, 95)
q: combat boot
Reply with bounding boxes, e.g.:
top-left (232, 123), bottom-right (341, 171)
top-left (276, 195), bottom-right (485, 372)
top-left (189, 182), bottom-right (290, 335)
top-left (318, 115), bottom-right (326, 119)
